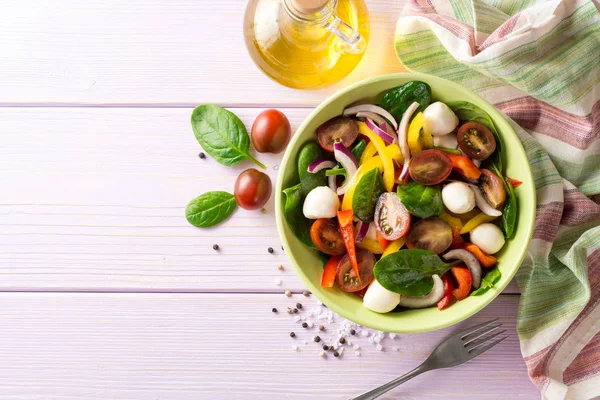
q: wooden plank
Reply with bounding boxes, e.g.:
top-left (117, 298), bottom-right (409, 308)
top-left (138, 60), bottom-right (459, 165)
top-left (0, 0), bottom-right (406, 106)
top-left (0, 107), bottom-right (521, 293)
top-left (0, 293), bottom-right (536, 399)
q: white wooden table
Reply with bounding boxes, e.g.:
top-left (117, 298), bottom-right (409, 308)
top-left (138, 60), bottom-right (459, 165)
top-left (0, 1), bottom-right (539, 398)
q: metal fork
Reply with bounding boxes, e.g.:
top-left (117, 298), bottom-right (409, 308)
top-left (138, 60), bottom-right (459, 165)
top-left (350, 319), bottom-right (508, 400)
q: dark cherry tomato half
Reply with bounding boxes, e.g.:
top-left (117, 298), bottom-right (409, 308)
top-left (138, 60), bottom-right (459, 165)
top-left (233, 168), bottom-right (272, 210)
top-left (406, 217), bottom-right (452, 254)
top-left (409, 149), bottom-right (452, 185)
top-left (310, 218), bottom-right (346, 256)
top-left (317, 116), bottom-right (359, 152)
top-left (374, 193), bottom-right (411, 241)
top-left (336, 249), bottom-right (375, 292)
top-left (251, 109), bottom-right (291, 154)
top-left (457, 122), bottom-right (496, 160)
top-left (480, 169), bottom-right (506, 208)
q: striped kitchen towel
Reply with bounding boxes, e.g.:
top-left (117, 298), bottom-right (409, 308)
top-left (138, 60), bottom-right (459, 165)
top-left (394, 1), bottom-right (600, 398)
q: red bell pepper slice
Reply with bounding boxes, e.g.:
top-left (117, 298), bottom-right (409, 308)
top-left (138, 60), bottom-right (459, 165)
top-left (437, 273), bottom-right (455, 310)
top-left (447, 154), bottom-right (482, 180)
top-left (376, 232), bottom-right (391, 250)
top-left (506, 177), bottom-right (523, 188)
top-left (337, 210), bottom-right (360, 281)
top-left (463, 243), bottom-right (498, 268)
top-left (450, 226), bottom-right (467, 249)
top-left (321, 255), bottom-right (343, 288)
top-left (451, 266), bottom-right (473, 301)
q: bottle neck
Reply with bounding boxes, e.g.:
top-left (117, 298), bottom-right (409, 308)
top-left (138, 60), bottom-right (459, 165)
top-left (283, 0), bottom-right (338, 25)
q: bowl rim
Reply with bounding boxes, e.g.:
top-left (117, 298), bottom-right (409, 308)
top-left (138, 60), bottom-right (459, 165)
top-left (275, 72), bottom-right (536, 333)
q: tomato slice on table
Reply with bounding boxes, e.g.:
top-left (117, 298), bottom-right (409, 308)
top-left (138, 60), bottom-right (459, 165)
top-left (310, 218), bottom-right (346, 256)
top-left (336, 249), bottom-right (376, 292)
top-left (409, 149), bottom-right (452, 185)
top-left (457, 122), bottom-right (496, 160)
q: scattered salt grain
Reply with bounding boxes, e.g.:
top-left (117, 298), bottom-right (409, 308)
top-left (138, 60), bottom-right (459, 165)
top-left (274, 278), bottom-right (282, 286)
top-left (353, 345), bottom-right (360, 350)
top-left (304, 340), bottom-right (308, 345)
top-left (360, 331), bottom-right (369, 337)
top-left (389, 333), bottom-right (397, 339)
top-left (355, 351), bottom-right (361, 356)
top-left (338, 347), bottom-right (344, 355)
top-left (374, 335), bottom-right (382, 344)
top-left (292, 345), bottom-right (299, 351)
top-left (376, 344), bottom-right (383, 352)
top-left (294, 316), bottom-right (301, 322)
top-left (392, 346), bottom-right (400, 351)
top-left (307, 321), bottom-right (314, 328)
top-left (368, 336), bottom-right (374, 344)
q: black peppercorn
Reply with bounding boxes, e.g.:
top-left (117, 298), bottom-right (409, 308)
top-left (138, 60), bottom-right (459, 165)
top-left (212, 244), bottom-right (219, 251)
top-left (268, 247), bottom-right (274, 254)
top-left (314, 336), bottom-right (321, 343)
top-left (296, 303), bottom-right (302, 309)
top-left (333, 351), bottom-right (340, 357)
top-left (302, 322), bottom-right (308, 328)
top-left (350, 329), bottom-right (356, 335)
top-left (322, 345), bottom-right (328, 351)
top-left (293, 308), bottom-right (298, 314)
top-left (290, 332), bottom-right (296, 338)
top-left (198, 152), bottom-right (206, 159)
top-left (339, 338), bottom-right (346, 344)
top-left (271, 308), bottom-right (277, 313)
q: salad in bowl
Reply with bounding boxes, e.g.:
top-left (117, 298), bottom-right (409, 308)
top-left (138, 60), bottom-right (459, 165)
top-left (277, 74), bottom-right (534, 332)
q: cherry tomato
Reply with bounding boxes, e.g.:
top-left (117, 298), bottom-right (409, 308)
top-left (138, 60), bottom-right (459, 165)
top-left (457, 122), bottom-right (496, 160)
top-left (310, 218), bottom-right (346, 256)
top-left (479, 169), bottom-right (506, 208)
top-left (336, 249), bottom-right (375, 292)
top-left (317, 116), bottom-right (359, 152)
top-left (409, 149), bottom-right (452, 185)
top-left (251, 109), bottom-right (291, 154)
top-left (406, 217), bottom-right (452, 254)
top-left (374, 193), bottom-right (411, 241)
top-left (233, 168), bottom-right (272, 210)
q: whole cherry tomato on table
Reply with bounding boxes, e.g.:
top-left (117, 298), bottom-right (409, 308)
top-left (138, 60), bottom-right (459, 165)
top-left (234, 168), bottom-right (272, 210)
top-left (251, 109), bottom-right (291, 154)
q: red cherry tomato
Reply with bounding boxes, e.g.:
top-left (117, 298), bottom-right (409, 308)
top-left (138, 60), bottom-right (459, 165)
top-left (310, 219), bottom-right (346, 256)
top-left (336, 249), bottom-right (375, 293)
top-left (409, 149), bottom-right (452, 185)
top-left (233, 168), bottom-right (272, 210)
top-left (317, 116), bottom-right (359, 152)
top-left (374, 193), bottom-right (411, 241)
top-left (251, 109), bottom-right (291, 154)
top-left (405, 217), bottom-right (452, 254)
top-left (457, 122), bottom-right (496, 160)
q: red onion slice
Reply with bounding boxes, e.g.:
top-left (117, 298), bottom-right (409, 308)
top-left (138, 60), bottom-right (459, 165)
top-left (380, 122), bottom-right (399, 144)
top-left (343, 104), bottom-right (398, 131)
top-left (468, 184), bottom-right (502, 217)
top-left (365, 118), bottom-right (394, 145)
top-left (355, 111), bottom-right (386, 126)
top-left (355, 221), bottom-right (369, 243)
top-left (443, 249), bottom-right (482, 289)
top-left (307, 159), bottom-right (336, 173)
top-left (397, 102), bottom-right (421, 181)
top-left (333, 142), bottom-right (358, 195)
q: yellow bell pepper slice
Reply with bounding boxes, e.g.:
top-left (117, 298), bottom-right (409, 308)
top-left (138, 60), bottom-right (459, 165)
top-left (356, 238), bottom-right (384, 254)
top-left (381, 237), bottom-right (405, 258)
top-left (439, 211), bottom-right (463, 230)
top-left (460, 212), bottom-right (499, 234)
top-left (358, 121), bottom-right (395, 192)
top-left (384, 143), bottom-right (403, 165)
top-left (447, 208), bottom-right (481, 223)
top-left (407, 112), bottom-right (434, 156)
top-left (341, 156), bottom-right (384, 210)
top-left (360, 141), bottom-right (378, 164)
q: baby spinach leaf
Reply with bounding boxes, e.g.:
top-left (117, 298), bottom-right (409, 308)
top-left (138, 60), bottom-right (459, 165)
top-left (283, 183), bottom-right (315, 249)
top-left (379, 81), bottom-right (432, 122)
top-left (396, 181), bottom-right (443, 219)
top-left (351, 139), bottom-right (367, 160)
top-left (298, 141), bottom-right (326, 196)
top-left (185, 191), bottom-right (237, 228)
top-left (353, 168), bottom-right (384, 222)
top-left (374, 249), bottom-right (460, 296)
top-left (191, 105), bottom-right (265, 169)
top-left (446, 101), bottom-right (502, 173)
top-left (471, 267), bottom-right (502, 296)
top-left (502, 179), bottom-right (518, 238)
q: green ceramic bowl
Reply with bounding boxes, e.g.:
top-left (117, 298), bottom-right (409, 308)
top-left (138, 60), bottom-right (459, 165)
top-left (275, 73), bottom-right (535, 333)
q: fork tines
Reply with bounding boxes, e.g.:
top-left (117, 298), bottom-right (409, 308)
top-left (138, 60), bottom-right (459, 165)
top-left (460, 319), bottom-right (509, 356)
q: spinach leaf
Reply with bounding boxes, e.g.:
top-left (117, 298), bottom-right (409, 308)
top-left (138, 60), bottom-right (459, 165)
top-left (353, 168), bottom-right (384, 222)
top-left (396, 181), bottom-right (443, 219)
top-left (502, 179), bottom-right (518, 238)
top-left (445, 101), bottom-right (503, 173)
top-left (471, 267), bottom-right (501, 296)
top-left (185, 191), bottom-right (237, 228)
top-left (318, 251), bottom-right (330, 269)
top-left (283, 183), bottom-right (315, 249)
top-left (351, 139), bottom-right (367, 160)
top-left (374, 249), bottom-right (460, 296)
top-left (297, 141), bottom-right (326, 196)
top-left (379, 81), bottom-right (431, 123)
top-left (191, 105), bottom-right (265, 168)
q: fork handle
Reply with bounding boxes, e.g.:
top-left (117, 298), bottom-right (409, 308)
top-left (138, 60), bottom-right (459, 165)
top-left (349, 363), bottom-right (431, 400)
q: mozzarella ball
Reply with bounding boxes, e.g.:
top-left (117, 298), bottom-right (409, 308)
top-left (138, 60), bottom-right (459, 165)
top-left (302, 186), bottom-right (340, 219)
top-left (442, 182), bottom-right (476, 214)
top-left (363, 279), bottom-right (400, 313)
top-left (433, 133), bottom-right (458, 149)
top-left (423, 102), bottom-right (459, 136)
top-left (470, 223), bottom-right (505, 254)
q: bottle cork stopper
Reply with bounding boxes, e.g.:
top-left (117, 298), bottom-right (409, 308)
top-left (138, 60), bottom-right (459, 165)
top-left (291, 0), bottom-right (329, 14)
